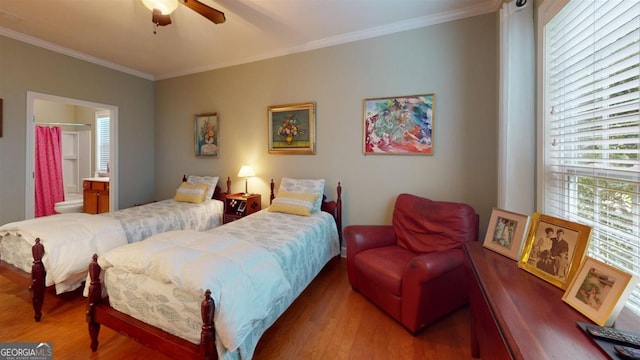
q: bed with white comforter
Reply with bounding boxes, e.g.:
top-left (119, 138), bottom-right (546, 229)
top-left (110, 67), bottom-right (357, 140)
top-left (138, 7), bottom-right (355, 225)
top-left (95, 208), bottom-right (340, 360)
top-left (0, 198), bottom-right (224, 293)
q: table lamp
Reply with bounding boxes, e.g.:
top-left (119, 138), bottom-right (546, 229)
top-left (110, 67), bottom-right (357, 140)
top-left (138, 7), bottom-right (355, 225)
top-left (237, 165), bottom-right (255, 197)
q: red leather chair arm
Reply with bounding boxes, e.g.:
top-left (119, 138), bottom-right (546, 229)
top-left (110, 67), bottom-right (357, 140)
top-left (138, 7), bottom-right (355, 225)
top-left (403, 249), bottom-right (465, 282)
top-left (345, 225), bottom-right (397, 256)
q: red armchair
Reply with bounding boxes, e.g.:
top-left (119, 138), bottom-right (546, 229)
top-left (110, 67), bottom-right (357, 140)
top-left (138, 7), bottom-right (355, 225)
top-left (346, 193), bottom-right (479, 334)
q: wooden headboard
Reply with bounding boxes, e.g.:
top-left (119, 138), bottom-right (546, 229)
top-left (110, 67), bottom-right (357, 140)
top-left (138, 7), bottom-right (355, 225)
top-left (182, 175), bottom-right (231, 201)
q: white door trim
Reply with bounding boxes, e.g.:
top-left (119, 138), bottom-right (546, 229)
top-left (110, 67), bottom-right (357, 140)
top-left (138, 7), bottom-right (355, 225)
top-left (25, 91), bottom-right (119, 218)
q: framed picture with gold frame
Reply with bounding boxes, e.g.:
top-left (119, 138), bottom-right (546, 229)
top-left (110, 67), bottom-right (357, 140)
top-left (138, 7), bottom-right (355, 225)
top-left (518, 212), bottom-right (592, 290)
top-left (562, 257), bottom-right (638, 326)
top-left (482, 208), bottom-right (529, 261)
top-left (268, 102), bottom-right (316, 155)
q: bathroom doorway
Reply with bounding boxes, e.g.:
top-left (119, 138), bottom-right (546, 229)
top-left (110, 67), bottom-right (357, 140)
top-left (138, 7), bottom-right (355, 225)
top-left (25, 92), bottom-right (118, 219)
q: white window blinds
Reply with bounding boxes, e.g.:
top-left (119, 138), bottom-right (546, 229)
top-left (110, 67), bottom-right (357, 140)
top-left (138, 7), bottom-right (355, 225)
top-left (544, 0), bottom-right (640, 314)
top-left (95, 111), bottom-right (110, 174)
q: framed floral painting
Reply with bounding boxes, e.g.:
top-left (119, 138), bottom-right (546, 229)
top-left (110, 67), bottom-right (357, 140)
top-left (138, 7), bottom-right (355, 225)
top-left (363, 94), bottom-right (434, 155)
top-left (194, 113), bottom-right (218, 156)
top-left (268, 102), bottom-right (316, 154)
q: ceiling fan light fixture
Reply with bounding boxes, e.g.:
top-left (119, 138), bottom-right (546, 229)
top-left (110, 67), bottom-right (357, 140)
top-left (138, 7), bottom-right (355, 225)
top-left (141, 0), bottom-right (179, 15)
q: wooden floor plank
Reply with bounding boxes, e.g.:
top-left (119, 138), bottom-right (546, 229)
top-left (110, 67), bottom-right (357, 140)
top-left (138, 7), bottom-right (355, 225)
top-left (0, 258), bottom-right (473, 359)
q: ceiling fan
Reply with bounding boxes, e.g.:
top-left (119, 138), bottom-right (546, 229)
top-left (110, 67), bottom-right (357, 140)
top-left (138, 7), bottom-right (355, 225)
top-left (141, 0), bottom-right (226, 28)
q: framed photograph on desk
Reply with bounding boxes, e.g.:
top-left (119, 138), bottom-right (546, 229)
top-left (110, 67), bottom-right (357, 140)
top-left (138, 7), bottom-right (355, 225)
top-left (563, 257), bottom-right (639, 326)
top-left (518, 212), bottom-right (592, 290)
top-left (482, 208), bottom-right (529, 261)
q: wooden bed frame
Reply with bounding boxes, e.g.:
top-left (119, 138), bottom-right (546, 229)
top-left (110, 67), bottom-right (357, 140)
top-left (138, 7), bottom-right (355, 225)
top-left (1, 176), bottom-right (231, 323)
top-left (86, 180), bottom-right (342, 360)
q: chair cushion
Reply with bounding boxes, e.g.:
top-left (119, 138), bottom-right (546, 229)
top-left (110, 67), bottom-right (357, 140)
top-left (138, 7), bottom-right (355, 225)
top-left (354, 246), bottom-right (415, 297)
top-left (393, 193), bottom-right (477, 254)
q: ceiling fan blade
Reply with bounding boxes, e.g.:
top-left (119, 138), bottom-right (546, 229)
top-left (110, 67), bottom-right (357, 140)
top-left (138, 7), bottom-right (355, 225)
top-left (152, 9), bottom-right (172, 26)
top-left (180, 0), bottom-right (226, 24)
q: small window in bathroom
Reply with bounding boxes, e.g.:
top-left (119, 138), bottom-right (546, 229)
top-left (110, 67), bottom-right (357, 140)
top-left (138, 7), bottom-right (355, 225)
top-left (95, 111), bottom-right (110, 176)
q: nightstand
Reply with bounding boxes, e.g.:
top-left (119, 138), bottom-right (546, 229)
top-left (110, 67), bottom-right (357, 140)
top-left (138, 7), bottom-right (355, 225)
top-left (223, 193), bottom-right (261, 224)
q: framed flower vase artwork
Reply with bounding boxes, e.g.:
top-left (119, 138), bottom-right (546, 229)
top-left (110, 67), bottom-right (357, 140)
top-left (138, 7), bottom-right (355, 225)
top-left (195, 113), bottom-right (218, 157)
top-left (563, 257), bottom-right (639, 326)
top-left (268, 102), bottom-right (316, 155)
top-left (482, 208), bottom-right (529, 261)
top-left (518, 212), bottom-right (592, 290)
top-left (363, 94), bottom-right (434, 155)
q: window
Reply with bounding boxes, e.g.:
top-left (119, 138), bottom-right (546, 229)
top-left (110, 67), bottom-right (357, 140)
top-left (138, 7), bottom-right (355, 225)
top-left (542, 0), bottom-right (640, 314)
top-left (95, 111), bottom-right (110, 174)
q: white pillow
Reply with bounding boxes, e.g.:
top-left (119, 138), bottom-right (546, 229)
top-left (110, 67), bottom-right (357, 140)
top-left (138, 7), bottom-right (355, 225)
top-left (187, 175), bottom-right (219, 200)
top-left (278, 178), bottom-right (325, 213)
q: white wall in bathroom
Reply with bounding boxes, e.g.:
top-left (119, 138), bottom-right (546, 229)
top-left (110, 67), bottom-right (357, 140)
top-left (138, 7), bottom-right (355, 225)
top-left (61, 130), bottom-right (91, 196)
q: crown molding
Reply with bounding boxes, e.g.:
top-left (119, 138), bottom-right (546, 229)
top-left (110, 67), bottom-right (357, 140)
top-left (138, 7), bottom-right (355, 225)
top-left (0, 26), bottom-right (154, 81)
top-left (158, 1), bottom-right (500, 80)
top-left (2, 0), bottom-right (501, 81)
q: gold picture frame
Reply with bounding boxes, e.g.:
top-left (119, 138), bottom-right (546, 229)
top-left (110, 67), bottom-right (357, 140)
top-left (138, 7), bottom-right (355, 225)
top-left (563, 257), bottom-right (639, 326)
top-left (518, 212), bottom-right (592, 289)
top-left (482, 208), bottom-right (529, 261)
top-left (268, 102), bottom-right (316, 155)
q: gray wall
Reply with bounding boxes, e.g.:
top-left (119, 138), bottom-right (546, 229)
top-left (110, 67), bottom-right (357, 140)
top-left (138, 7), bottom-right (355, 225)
top-left (154, 14), bottom-right (498, 233)
top-left (0, 35), bottom-right (155, 224)
top-left (0, 13), bottom-right (498, 236)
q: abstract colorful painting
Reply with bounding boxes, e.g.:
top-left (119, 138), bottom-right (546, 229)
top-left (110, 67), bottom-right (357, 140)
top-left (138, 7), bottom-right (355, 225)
top-left (363, 94), bottom-right (434, 155)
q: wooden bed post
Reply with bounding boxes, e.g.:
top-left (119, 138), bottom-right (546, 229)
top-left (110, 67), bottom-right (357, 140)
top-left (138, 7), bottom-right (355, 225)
top-left (87, 254), bottom-right (102, 352)
top-left (200, 289), bottom-right (217, 360)
top-left (336, 182), bottom-right (342, 245)
top-left (270, 179), bottom-right (275, 204)
top-left (31, 238), bottom-right (45, 322)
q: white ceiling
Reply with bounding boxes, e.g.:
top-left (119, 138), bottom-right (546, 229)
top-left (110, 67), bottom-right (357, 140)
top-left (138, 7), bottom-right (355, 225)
top-left (0, 0), bottom-right (499, 80)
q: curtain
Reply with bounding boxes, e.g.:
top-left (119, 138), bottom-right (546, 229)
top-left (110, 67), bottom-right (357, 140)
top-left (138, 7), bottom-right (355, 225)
top-left (35, 125), bottom-right (64, 217)
top-left (497, 0), bottom-right (535, 214)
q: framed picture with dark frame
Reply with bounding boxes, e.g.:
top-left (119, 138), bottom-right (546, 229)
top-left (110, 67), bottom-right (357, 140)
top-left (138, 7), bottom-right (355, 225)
top-left (482, 208), bottom-right (529, 261)
top-left (268, 102), bottom-right (316, 155)
top-left (194, 113), bottom-right (218, 157)
top-left (363, 94), bottom-right (434, 155)
top-left (518, 212), bottom-right (592, 290)
top-left (563, 257), bottom-right (639, 326)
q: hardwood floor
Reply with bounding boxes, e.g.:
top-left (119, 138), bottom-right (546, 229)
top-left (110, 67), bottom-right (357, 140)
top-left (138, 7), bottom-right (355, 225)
top-left (0, 258), bottom-right (474, 359)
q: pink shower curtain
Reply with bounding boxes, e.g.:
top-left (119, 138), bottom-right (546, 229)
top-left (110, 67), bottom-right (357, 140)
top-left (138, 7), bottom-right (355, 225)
top-left (35, 125), bottom-right (64, 217)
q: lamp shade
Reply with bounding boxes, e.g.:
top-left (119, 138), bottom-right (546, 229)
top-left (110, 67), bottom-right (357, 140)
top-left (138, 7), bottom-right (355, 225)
top-left (141, 0), bottom-right (179, 14)
top-left (237, 165), bottom-right (255, 178)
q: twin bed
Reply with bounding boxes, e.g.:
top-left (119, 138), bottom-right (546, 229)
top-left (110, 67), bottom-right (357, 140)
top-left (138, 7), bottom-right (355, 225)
top-left (86, 178), bottom-right (343, 360)
top-left (0, 175), bottom-right (230, 321)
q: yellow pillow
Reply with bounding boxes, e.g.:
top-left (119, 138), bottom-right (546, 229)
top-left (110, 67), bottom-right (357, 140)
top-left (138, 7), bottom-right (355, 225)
top-left (268, 191), bottom-right (318, 216)
top-left (174, 182), bottom-right (209, 203)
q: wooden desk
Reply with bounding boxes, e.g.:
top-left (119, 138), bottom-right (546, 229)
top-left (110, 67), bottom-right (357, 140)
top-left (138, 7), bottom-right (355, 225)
top-left (464, 241), bottom-right (639, 360)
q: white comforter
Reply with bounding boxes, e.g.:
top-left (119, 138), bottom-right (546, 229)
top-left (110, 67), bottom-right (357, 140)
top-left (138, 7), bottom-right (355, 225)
top-left (0, 213), bottom-right (126, 290)
top-left (97, 229), bottom-right (292, 351)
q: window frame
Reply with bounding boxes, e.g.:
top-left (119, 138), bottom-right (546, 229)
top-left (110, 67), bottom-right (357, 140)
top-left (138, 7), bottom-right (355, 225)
top-left (95, 110), bottom-right (110, 174)
top-left (537, 0), bottom-right (640, 314)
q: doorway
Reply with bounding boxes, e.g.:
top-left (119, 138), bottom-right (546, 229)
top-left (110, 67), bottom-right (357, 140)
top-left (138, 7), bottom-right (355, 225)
top-left (25, 91), bottom-right (118, 219)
